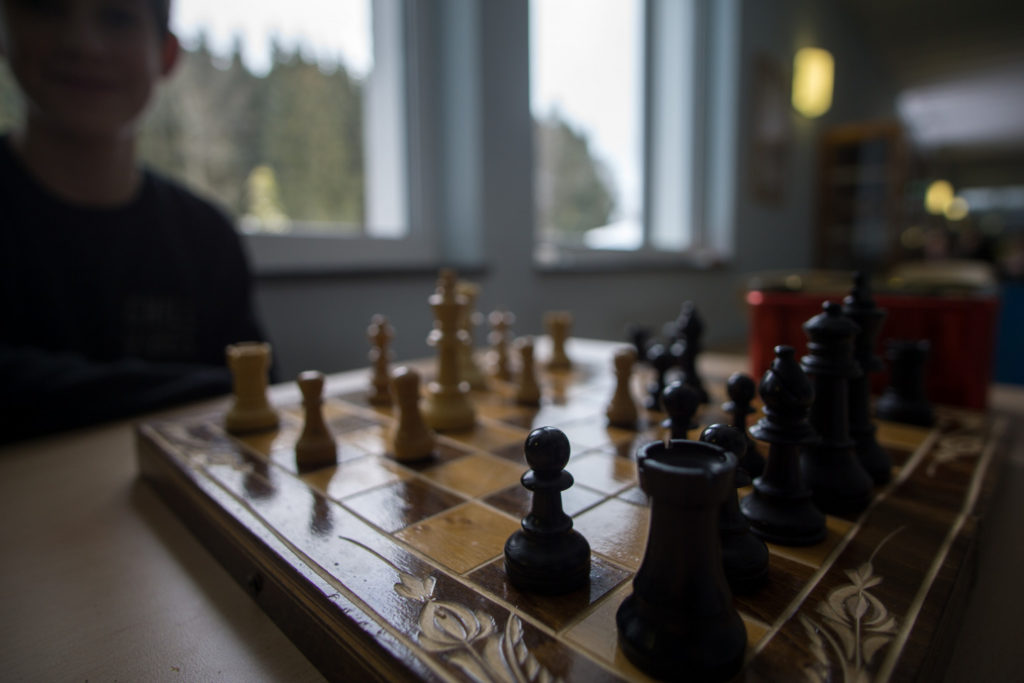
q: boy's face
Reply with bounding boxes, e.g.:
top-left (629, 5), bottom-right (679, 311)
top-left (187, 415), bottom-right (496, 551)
top-left (0, 0), bottom-right (178, 141)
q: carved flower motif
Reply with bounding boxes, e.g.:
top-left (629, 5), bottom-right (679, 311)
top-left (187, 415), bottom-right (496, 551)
top-left (801, 529), bottom-right (902, 682)
top-left (418, 600), bottom-right (497, 653)
top-left (394, 573), bottom-right (437, 603)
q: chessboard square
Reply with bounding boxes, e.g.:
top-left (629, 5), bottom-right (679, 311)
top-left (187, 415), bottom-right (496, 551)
top-left (343, 477), bottom-right (467, 533)
top-left (877, 420), bottom-right (933, 451)
top-left (886, 446), bottom-right (914, 469)
top-left (484, 481), bottom-right (607, 520)
top-left (742, 614), bottom-right (771, 649)
top-left (555, 417), bottom-right (615, 451)
top-left (767, 514), bottom-right (854, 568)
top-left (466, 555), bottom-right (631, 632)
top-left (321, 404), bottom-right (382, 433)
top-left (604, 428), bottom-right (659, 459)
top-left (332, 388), bottom-right (395, 417)
top-left (396, 502), bottom-right (520, 574)
top-left (443, 419), bottom-right (528, 452)
top-left (491, 441), bottom-right (526, 463)
top-left (567, 451), bottom-right (638, 496)
top-left (572, 498), bottom-right (650, 571)
top-left (301, 455), bottom-right (407, 500)
top-left (340, 423), bottom-right (388, 452)
top-left (616, 486), bottom-right (648, 506)
top-left (393, 439), bottom-right (476, 472)
top-left (268, 437), bottom-right (368, 472)
top-left (420, 453), bottom-right (525, 498)
top-left (488, 408), bottom-right (542, 431)
top-left (474, 401), bottom-right (532, 424)
top-left (563, 583), bottom-right (645, 675)
top-left (470, 384), bottom-right (516, 411)
top-left (529, 401), bottom-right (603, 428)
top-left (734, 553), bottom-right (817, 627)
top-left (234, 417), bottom-right (299, 457)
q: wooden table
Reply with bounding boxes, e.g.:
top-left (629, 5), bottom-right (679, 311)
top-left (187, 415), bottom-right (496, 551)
top-left (2, 349), bottom-right (1022, 682)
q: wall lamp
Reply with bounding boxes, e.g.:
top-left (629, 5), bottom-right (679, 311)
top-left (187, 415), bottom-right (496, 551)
top-left (792, 47), bottom-right (834, 118)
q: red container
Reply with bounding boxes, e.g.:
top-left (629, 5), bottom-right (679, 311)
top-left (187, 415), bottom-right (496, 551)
top-left (747, 289), bottom-right (999, 410)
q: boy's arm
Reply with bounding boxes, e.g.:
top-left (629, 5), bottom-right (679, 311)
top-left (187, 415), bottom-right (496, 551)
top-left (0, 345), bottom-right (232, 444)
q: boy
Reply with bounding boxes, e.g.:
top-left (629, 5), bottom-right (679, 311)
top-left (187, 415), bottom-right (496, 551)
top-left (0, 0), bottom-right (268, 443)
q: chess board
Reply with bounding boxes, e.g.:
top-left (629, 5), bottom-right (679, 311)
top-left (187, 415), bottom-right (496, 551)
top-left (135, 339), bottom-right (1005, 682)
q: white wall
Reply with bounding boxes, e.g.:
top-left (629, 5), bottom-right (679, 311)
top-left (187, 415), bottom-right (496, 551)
top-left (254, 0), bottom-right (898, 381)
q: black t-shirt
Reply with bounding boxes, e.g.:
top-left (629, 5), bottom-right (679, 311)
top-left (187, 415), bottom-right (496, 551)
top-left (0, 135), bottom-right (266, 442)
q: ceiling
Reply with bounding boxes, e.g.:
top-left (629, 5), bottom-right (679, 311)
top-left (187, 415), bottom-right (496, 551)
top-left (837, 0), bottom-right (1024, 153)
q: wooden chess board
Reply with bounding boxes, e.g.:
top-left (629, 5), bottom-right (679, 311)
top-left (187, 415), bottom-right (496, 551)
top-left (135, 339), bottom-right (1006, 682)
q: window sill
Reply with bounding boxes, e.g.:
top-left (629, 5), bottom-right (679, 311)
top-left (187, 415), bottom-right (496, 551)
top-left (244, 232), bottom-right (440, 278)
top-left (532, 244), bottom-right (729, 274)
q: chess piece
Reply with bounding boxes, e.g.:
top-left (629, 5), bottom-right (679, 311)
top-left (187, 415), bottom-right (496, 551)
top-left (606, 347), bottom-right (640, 429)
top-left (617, 438), bottom-right (746, 682)
top-left (295, 371), bottom-right (336, 471)
top-left (389, 367), bottom-right (437, 462)
top-left (456, 280), bottom-right (487, 390)
top-left (675, 301), bottom-right (709, 404)
top-left (740, 346), bottom-right (826, 546)
top-left (504, 427), bottom-right (590, 594)
top-left (422, 269), bottom-right (476, 432)
top-left (700, 424), bottom-right (770, 595)
top-left (488, 309), bottom-right (515, 381)
top-left (801, 302), bottom-right (873, 516)
top-left (842, 272), bottom-right (891, 485)
top-left (514, 337), bottom-right (542, 406)
top-left (366, 314), bottom-right (394, 406)
top-left (644, 343), bottom-right (673, 411)
top-left (544, 311), bottom-right (573, 370)
top-left (224, 341), bottom-right (279, 434)
top-left (661, 379), bottom-right (700, 440)
top-left (875, 339), bottom-right (935, 427)
top-left (723, 372), bottom-right (765, 477)
top-left (626, 324), bottom-right (652, 366)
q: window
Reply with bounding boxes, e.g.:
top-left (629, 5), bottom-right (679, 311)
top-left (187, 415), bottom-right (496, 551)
top-left (531, 0), bottom-right (738, 268)
top-left (144, 0), bottom-right (421, 273)
top-left (531, 0), bottom-right (645, 255)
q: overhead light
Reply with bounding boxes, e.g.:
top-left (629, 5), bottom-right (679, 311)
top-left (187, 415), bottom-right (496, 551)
top-left (924, 179), bottom-right (954, 215)
top-left (792, 47), bottom-right (834, 118)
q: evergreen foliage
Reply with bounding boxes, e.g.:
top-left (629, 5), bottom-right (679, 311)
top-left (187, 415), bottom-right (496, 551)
top-left (535, 114), bottom-right (617, 240)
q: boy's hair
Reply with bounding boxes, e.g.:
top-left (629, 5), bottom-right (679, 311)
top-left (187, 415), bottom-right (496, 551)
top-left (151, 0), bottom-right (170, 35)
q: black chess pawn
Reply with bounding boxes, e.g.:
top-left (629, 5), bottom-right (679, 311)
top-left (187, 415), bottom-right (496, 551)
top-left (723, 372), bottom-right (764, 477)
top-left (504, 427), bottom-right (591, 594)
top-left (661, 380), bottom-right (701, 440)
top-left (626, 324), bottom-right (653, 365)
top-left (617, 438), bottom-right (746, 682)
top-left (645, 343), bottom-right (673, 411)
top-left (801, 302), bottom-right (873, 516)
top-left (675, 301), bottom-right (709, 404)
top-left (740, 346), bottom-right (826, 546)
top-left (876, 339), bottom-right (935, 427)
top-left (842, 272), bottom-right (891, 485)
top-left (700, 424), bottom-right (770, 595)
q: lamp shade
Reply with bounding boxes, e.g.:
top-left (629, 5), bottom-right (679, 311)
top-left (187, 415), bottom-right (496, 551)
top-left (792, 47), bottom-right (834, 118)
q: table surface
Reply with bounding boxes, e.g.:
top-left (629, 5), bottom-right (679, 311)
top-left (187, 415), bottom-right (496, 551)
top-left (2, 350), bottom-right (1022, 682)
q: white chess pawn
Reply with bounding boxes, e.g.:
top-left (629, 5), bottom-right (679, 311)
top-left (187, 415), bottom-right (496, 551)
top-left (606, 347), bottom-right (639, 429)
top-left (389, 367), bottom-right (437, 462)
top-left (515, 337), bottom-right (541, 406)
